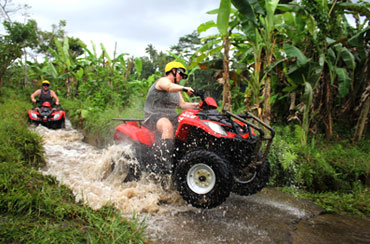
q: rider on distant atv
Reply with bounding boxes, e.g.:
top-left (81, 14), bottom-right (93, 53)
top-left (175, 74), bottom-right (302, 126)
top-left (143, 61), bottom-right (198, 173)
top-left (30, 80), bottom-right (60, 111)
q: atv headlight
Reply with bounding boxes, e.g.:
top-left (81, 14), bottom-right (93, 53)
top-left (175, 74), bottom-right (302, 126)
top-left (31, 112), bottom-right (38, 119)
top-left (202, 121), bottom-right (228, 136)
top-left (53, 113), bottom-right (61, 120)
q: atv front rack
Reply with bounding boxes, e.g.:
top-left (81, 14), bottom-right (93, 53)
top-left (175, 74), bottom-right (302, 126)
top-left (224, 110), bottom-right (275, 165)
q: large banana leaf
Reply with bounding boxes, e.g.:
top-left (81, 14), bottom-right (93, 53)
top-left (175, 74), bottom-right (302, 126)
top-left (197, 20), bottom-right (217, 34)
top-left (134, 58), bottom-right (142, 79)
top-left (100, 43), bottom-right (112, 64)
top-left (348, 27), bottom-right (370, 47)
top-left (336, 67), bottom-right (351, 98)
top-left (266, 0), bottom-right (280, 27)
top-left (231, 0), bottom-right (257, 27)
top-left (47, 61), bottom-right (58, 79)
top-left (63, 36), bottom-right (71, 69)
top-left (283, 44), bottom-right (309, 67)
top-left (340, 47), bottom-right (356, 71)
top-left (217, 0), bottom-right (231, 36)
top-left (303, 81), bottom-right (313, 108)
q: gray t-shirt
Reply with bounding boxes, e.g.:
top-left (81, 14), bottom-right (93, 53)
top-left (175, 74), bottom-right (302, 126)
top-left (144, 81), bottom-right (180, 119)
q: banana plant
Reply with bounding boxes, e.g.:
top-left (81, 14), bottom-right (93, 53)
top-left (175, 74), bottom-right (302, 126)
top-left (217, 0), bottom-right (232, 110)
top-left (194, 0), bottom-right (282, 118)
top-left (279, 0), bottom-right (366, 141)
top-left (47, 36), bottom-right (77, 97)
top-left (192, 0), bottom-right (240, 111)
top-left (233, 0), bottom-right (280, 123)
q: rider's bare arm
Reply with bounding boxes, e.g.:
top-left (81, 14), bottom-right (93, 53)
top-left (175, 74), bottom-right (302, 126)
top-left (50, 90), bottom-right (59, 105)
top-left (30, 89), bottom-right (41, 103)
top-left (156, 77), bottom-right (193, 94)
top-left (179, 93), bottom-right (198, 110)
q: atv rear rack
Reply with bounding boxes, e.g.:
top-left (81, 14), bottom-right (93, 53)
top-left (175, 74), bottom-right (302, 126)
top-left (224, 110), bottom-right (275, 165)
top-left (112, 118), bottom-right (144, 125)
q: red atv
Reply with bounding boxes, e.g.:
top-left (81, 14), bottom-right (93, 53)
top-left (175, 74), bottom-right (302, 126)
top-left (113, 90), bottom-right (274, 209)
top-left (28, 101), bottom-right (66, 129)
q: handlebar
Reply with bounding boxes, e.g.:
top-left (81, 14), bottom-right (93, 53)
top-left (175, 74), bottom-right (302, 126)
top-left (183, 88), bottom-right (205, 101)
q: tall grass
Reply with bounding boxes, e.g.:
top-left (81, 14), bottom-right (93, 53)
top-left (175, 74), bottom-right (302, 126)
top-left (62, 95), bottom-right (145, 147)
top-left (268, 125), bottom-right (370, 217)
top-left (0, 88), bottom-right (148, 243)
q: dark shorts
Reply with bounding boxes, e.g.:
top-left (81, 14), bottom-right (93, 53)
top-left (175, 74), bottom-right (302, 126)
top-left (144, 113), bottom-right (178, 131)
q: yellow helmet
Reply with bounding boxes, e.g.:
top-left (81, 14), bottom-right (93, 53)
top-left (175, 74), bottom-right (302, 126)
top-left (42, 80), bottom-right (50, 85)
top-left (165, 61), bottom-right (187, 74)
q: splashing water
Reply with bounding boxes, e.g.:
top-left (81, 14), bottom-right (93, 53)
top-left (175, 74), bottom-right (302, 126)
top-left (31, 121), bottom-right (368, 244)
top-left (33, 121), bottom-right (185, 215)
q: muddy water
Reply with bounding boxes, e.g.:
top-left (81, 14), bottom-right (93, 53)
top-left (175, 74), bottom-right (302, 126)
top-left (33, 122), bottom-right (370, 244)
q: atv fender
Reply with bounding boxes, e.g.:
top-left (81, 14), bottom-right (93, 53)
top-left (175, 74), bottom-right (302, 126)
top-left (28, 110), bottom-right (40, 121)
top-left (51, 110), bottom-right (66, 121)
top-left (176, 117), bottom-right (228, 142)
top-left (114, 122), bottom-right (155, 146)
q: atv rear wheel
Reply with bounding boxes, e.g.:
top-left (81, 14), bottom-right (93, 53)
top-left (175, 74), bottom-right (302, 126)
top-left (174, 150), bottom-right (232, 209)
top-left (110, 137), bottom-right (142, 182)
top-left (232, 153), bottom-right (270, 196)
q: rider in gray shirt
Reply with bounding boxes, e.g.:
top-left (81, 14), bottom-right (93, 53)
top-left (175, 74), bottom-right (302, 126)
top-left (143, 61), bottom-right (198, 173)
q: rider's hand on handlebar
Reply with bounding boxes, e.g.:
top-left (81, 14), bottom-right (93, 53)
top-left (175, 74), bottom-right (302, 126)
top-left (182, 87), bottom-right (194, 95)
top-left (31, 98), bottom-right (36, 103)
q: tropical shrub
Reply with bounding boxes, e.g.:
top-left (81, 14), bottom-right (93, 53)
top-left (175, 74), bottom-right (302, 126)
top-left (269, 126), bottom-right (370, 192)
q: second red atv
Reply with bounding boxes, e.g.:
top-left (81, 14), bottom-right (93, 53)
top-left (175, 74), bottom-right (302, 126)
top-left (28, 101), bottom-right (66, 129)
top-left (113, 90), bottom-right (274, 209)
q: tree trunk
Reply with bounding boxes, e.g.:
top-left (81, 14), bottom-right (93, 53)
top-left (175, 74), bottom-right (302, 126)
top-left (222, 36), bottom-right (231, 111)
top-left (353, 52), bottom-right (370, 144)
top-left (66, 76), bottom-right (74, 98)
top-left (325, 77), bottom-right (333, 140)
top-left (23, 49), bottom-right (28, 87)
top-left (124, 58), bottom-right (134, 84)
top-left (262, 39), bottom-right (276, 125)
top-left (289, 92), bottom-right (296, 112)
top-left (353, 93), bottom-right (370, 144)
top-left (263, 76), bottom-right (272, 124)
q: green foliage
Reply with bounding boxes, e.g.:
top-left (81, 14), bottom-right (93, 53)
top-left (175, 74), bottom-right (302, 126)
top-left (269, 126), bottom-right (370, 192)
top-left (281, 186), bottom-right (370, 218)
top-left (0, 161), bottom-right (147, 243)
top-left (0, 92), bottom-right (44, 168)
top-left (2, 20), bottom-right (38, 48)
top-left (231, 0), bottom-right (257, 27)
top-left (0, 20), bottom-right (38, 88)
top-left (217, 0), bottom-right (231, 36)
top-left (37, 20), bottom-right (85, 58)
top-left (62, 97), bottom-right (146, 147)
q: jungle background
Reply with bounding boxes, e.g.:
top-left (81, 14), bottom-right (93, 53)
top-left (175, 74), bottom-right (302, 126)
top-left (1, 0), bottom-right (369, 243)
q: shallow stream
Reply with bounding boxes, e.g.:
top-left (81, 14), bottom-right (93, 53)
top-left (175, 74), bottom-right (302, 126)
top-left (33, 122), bottom-right (370, 244)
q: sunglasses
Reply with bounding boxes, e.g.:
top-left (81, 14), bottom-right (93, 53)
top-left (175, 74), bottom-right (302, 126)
top-left (178, 69), bottom-right (188, 79)
top-left (42, 84), bottom-right (49, 87)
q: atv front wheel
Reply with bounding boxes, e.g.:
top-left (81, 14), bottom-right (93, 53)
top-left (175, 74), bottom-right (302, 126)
top-left (60, 118), bottom-right (65, 129)
top-left (174, 150), bottom-right (232, 209)
top-left (232, 153), bottom-right (270, 196)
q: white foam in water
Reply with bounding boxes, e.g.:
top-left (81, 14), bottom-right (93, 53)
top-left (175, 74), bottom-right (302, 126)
top-left (33, 121), bottom-right (185, 214)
